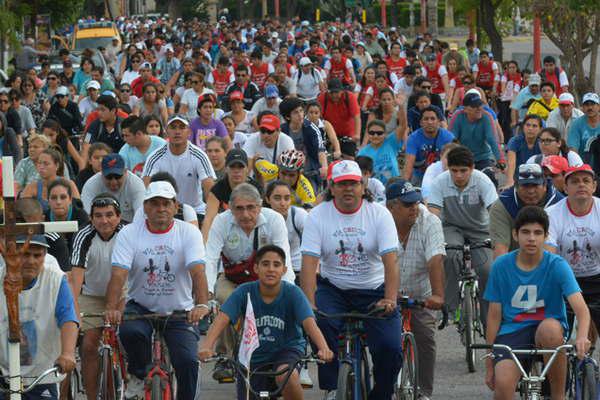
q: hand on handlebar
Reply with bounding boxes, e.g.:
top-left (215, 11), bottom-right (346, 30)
top-left (188, 307), bottom-right (209, 325)
top-left (375, 298), bottom-right (396, 315)
top-left (105, 309), bottom-right (122, 325)
top-left (575, 336), bottom-right (592, 359)
top-left (198, 348), bottom-right (216, 362)
top-left (424, 295), bottom-right (444, 310)
top-left (317, 347), bottom-right (334, 363)
top-left (55, 353), bottom-right (76, 374)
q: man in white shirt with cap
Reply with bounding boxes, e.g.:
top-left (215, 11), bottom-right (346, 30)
top-left (293, 57), bottom-right (325, 101)
top-left (546, 92), bottom-right (585, 140)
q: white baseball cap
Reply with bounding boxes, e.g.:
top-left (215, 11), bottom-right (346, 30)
top-left (55, 86), bottom-right (69, 96)
top-left (558, 92), bottom-right (575, 105)
top-left (167, 114), bottom-right (189, 127)
top-left (330, 160), bottom-right (362, 183)
top-left (582, 92), bottom-right (600, 105)
top-left (144, 181), bottom-right (177, 201)
top-left (299, 57), bottom-right (312, 67)
top-left (86, 80), bottom-right (101, 90)
top-left (528, 73), bottom-right (542, 86)
top-left (465, 88), bottom-right (481, 98)
top-left (271, 32), bottom-right (278, 38)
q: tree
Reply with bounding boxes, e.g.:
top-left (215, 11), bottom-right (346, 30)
top-left (529, 0), bottom-right (600, 95)
top-left (427, 0), bottom-right (438, 36)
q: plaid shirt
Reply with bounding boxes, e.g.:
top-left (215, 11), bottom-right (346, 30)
top-left (398, 204), bottom-right (446, 298)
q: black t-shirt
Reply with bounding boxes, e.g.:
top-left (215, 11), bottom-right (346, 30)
top-left (45, 232), bottom-right (71, 272)
top-left (211, 176), bottom-right (263, 210)
top-left (76, 167), bottom-right (95, 192)
top-left (85, 117), bottom-right (126, 152)
top-left (45, 203), bottom-right (90, 253)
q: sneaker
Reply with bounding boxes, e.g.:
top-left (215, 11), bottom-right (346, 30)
top-left (323, 390), bottom-right (336, 400)
top-left (125, 375), bottom-right (144, 399)
top-left (212, 360), bottom-right (234, 382)
top-left (417, 395), bottom-right (431, 400)
top-left (299, 366), bottom-right (313, 388)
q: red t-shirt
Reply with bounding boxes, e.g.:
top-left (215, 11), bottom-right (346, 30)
top-left (318, 91), bottom-right (360, 139)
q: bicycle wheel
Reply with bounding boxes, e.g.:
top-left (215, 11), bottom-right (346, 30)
top-left (360, 346), bottom-right (371, 395)
top-left (581, 361), bottom-right (598, 400)
top-left (462, 285), bottom-right (477, 373)
top-left (98, 348), bottom-right (118, 400)
top-left (396, 333), bottom-right (419, 400)
top-left (336, 362), bottom-right (357, 400)
top-left (68, 369), bottom-right (80, 400)
top-left (151, 374), bottom-right (163, 400)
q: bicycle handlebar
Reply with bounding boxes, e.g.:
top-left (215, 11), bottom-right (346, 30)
top-left (397, 297), bottom-right (450, 330)
top-left (314, 308), bottom-right (385, 321)
top-left (0, 367), bottom-right (63, 394)
top-left (445, 239), bottom-right (492, 252)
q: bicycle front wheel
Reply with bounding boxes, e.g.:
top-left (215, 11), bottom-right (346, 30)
top-left (582, 361), bottom-right (598, 400)
top-left (462, 285), bottom-right (477, 373)
top-left (336, 362), bottom-right (361, 400)
top-left (98, 348), bottom-right (118, 400)
top-left (151, 374), bottom-right (163, 400)
top-left (395, 333), bottom-right (419, 400)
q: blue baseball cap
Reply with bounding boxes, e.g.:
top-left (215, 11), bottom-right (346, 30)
top-left (16, 234), bottom-right (49, 248)
top-left (265, 84), bottom-right (279, 98)
top-left (101, 153), bottom-right (125, 176)
top-left (386, 179), bottom-right (422, 203)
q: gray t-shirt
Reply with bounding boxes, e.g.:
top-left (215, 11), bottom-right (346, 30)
top-left (81, 171), bottom-right (146, 223)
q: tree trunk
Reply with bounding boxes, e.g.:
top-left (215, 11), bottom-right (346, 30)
top-left (427, 0), bottom-right (438, 36)
top-left (589, 17), bottom-right (600, 92)
top-left (444, 0), bottom-right (454, 28)
top-left (420, 0), bottom-right (427, 34)
top-left (480, 0), bottom-right (503, 62)
top-left (167, 0), bottom-right (181, 19)
top-left (238, 0), bottom-right (244, 19)
top-left (391, 0), bottom-right (399, 28)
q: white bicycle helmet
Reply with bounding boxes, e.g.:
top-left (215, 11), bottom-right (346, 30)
top-left (278, 149), bottom-right (305, 171)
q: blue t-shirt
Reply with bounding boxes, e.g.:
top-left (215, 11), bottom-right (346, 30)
top-left (221, 281), bottom-right (314, 364)
top-left (118, 135), bottom-right (167, 177)
top-left (507, 134), bottom-right (541, 170)
top-left (567, 116), bottom-right (600, 156)
top-left (357, 133), bottom-right (403, 185)
top-left (406, 128), bottom-right (454, 178)
top-left (449, 110), bottom-right (500, 162)
top-left (484, 250), bottom-right (580, 336)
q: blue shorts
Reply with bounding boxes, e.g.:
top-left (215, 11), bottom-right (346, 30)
top-left (236, 348), bottom-right (303, 400)
top-left (493, 324), bottom-right (539, 368)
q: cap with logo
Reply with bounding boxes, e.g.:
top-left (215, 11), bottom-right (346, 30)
top-left (259, 114), bottom-right (280, 131)
top-left (144, 181), bottom-right (177, 201)
top-left (330, 160), bottom-right (362, 183)
top-left (558, 93), bottom-right (575, 105)
top-left (226, 149), bottom-right (248, 167)
top-left (140, 62), bottom-right (152, 70)
top-left (517, 163), bottom-right (545, 186)
top-left (463, 92), bottom-right (483, 108)
top-left (16, 234), bottom-right (49, 248)
top-left (564, 164), bottom-right (596, 181)
top-left (86, 80), bottom-right (101, 90)
top-left (265, 84), bottom-right (279, 98)
top-left (229, 91), bottom-right (244, 102)
top-left (528, 73), bottom-right (542, 86)
top-left (386, 179), bottom-right (422, 203)
top-left (541, 155), bottom-right (569, 175)
top-left (167, 114), bottom-right (189, 127)
top-left (582, 92), bottom-right (600, 105)
top-left (101, 153), bottom-right (125, 176)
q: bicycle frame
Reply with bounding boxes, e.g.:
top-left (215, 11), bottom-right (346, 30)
top-left (99, 324), bottom-right (126, 399)
top-left (336, 318), bottom-right (371, 398)
top-left (145, 319), bottom-right (175, 400)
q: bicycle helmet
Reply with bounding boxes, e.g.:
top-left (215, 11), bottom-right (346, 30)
top-left (278, 149), bottom-right (305, 171)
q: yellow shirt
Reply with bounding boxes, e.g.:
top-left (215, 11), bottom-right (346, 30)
top-left (255, 159), bottom-right (316, 207)
top-left (527, 97), bottom-right (559, 120)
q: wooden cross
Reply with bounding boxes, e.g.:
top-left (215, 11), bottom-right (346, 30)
top-left (1, 156), bottom-right (78, 399)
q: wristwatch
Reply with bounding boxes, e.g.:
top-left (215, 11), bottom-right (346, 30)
top-left (194, 303), bottom-right (209, 310)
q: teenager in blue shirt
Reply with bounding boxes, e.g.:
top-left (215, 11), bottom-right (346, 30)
top-left (199, 245), bottom-right (333, 400)
top-left (483, 206), bottom-right (591, 399)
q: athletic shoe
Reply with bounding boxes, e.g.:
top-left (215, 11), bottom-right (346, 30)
top-left (212, 359), bottom-right (234, 381)
top-left (299, 365), bottom-right (313, 388)
top-left (124, 375), bottom-right (144, 399)
top-left (323, 390), bottom-right (336, 400)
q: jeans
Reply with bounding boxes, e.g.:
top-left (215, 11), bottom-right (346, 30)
top-left (315, 278), bottom-right (402, 399)
top-left (118, 301), bottom-right (200, 400)
top-left (0, 381), bottom-right (57, 400)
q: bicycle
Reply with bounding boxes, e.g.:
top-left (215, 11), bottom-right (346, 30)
top-left (395, 296), bottom-right (449, 400)
top-left (202, 353), bottom-right (324, 399)
top-left (446, 239), bottom-right (492, 373)
top-left (315, 307), bottom-right (386, 400)
top-left (79, 313), bottom-right (127, 400)
top-left (0, 366), bottom-right (64, 397)
top-left (471, 343), bottom-right (598, 400)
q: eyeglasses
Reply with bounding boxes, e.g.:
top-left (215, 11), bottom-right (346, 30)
top-left (260, 128), bottom-right (276, 135)
top-left (539, 138), bottom-right (557, 145)
top-left (92, 197), bottom-right (121, 210)
top-left (368, 130), bottom-right (385, 136)
top-left (190, 80), bottom-right (200, 84)
top-left (421, 85), bottom-right (432, 90)
top-left (104, 174), bottom-right (123, 181)
top-left (120, 88), bottom-right (130, 93)
top-left (232, 204), bottom-right (259, 213)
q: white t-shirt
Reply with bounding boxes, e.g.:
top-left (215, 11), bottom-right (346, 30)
top-left (231, 131), bottom-right (247, 149)
top-left (286, 206), bottom-right (308, 271)
top-left (120, 70), bottom-right (140, 86)
top-left (393, 77), bottom-right (413, 98)
top-left (143, 143), bottom-right (216, 214)
top-left (181, 87), bottom-right (216, 121)
top-left (301, 200), bottom-right (399, 290)
top-left (243, 132), bottom-right (295, 164)
top-left (421, 160), bottom-right (444, 201)
top-left (368, 177), bottom-right (386, 203)
top-left (546, 197), bottom-right (600, 278)
top-left (111, 219), bottom-right (205, 313)
top-left (293, 68), bottom-right (323, 100)
top-left (132, 203), bottom-right (197, 225)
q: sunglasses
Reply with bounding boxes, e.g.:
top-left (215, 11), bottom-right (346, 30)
top-left (539, 138), bottom-right (557, 145)
top-left (463, 81), bottom-right (473, 85)
top-left (368, 130), bottom-right (385, 136)
top-left (55, 94), bottom-right (66, 99)
top-left (120, 88), bottom-right (131, 93)
top-left (421, 85), bottom-right (432, 89)
top-left (236, 74), bottom-right (247, 78)
top-left (92, 197), bottom-right (121, 210)
top-left (518, 171), bottom-right (542, 180)
top-left (47, 76), bottom-right (57, 80)
top-left (260, 128), bottom-right (276, 135)
top-left (190, 80), bottom-right (200, 84)
top-left (104, 174), bottom-right (123, 181)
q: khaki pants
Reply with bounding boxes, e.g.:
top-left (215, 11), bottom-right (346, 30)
top-left (410, 308), bottom-right (437, 397)
top-left (79, 294), bottom-right (107, 331)
top-left (215, 274), bottom-right (239, 355)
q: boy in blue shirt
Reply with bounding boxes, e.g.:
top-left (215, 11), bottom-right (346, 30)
top-left (484, 206), bottom-right (590, 399)
top-left (199, 245), bottom-right (333, 400)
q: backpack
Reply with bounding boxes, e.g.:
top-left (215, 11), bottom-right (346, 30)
top-left (297, 68), bottom-right (319, 83)
top-left (323, 91), bottom-right (350, 117)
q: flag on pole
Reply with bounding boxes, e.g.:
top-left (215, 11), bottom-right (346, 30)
top-left (238, 293), bottom-right (260, 369)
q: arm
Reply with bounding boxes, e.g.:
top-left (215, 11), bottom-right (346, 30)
top-left (302, 317), bottom-right (333, 361)
top-left (403, 154), bottom-right (416, 180)
top-left (318, 150), bottom-right (328, 179)
top-left (67, 139), bottom-right (86, 171)
top-left (160, 103), bottom-right (169, 126)
top-left (70, 267), bottom-right (85, 317)
top-left (354, 114), bottom-right (361, 142)
top-left (105, 267), bottom-right (128, 324)
top-left (201, 192), bottom-right (220, 244)
top-left (380, 251), bottom-right (399, 307)
top-left (503, 151), bottom-right (516, 188)
top-left (425, 254), bottom-right (445, 309)
top-left (56, 321), bottom-right (78, 373)
top-left (198, 312), bottom-right (231, 360)
top-left (300, 254), bottom-right (319, 308)
top-left (324, 120), bottom-right (341, 159)
top-left (188, 263), bottom-right (210, 323)
top-left (567, 292), bottom-right (592, 358)
top-left (201, 177), bottom-right (215, 202)
top-left (427, 205), bottom-right (441, 217)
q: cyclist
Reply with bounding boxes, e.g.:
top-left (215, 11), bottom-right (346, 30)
top-left (255, 150), bottom-right (317, 208)
top-left (105, 181), bottom-right (209, 399)
top-left (300, 160), bottom-right (402, 400)
top-left (0, 235), bottom-right (78, 400)
top-left (386, 179), bottom-right (445, 400)
top-left (427, 146), bottom-right (497, 318)
top-left (71, 194), bottom-right (124, 400)
top-left (546, 165), bottom-right (600, 333)
top-left (199, 244), bottom-right (333, 400)
top-left (484, 206), bottom-right (591, 399)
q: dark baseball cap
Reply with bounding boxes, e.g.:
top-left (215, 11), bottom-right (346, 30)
top-left (16, 234), bottom-right (49, 248)
top-left (463, 92), bottom-right (484, 108)
top-left (339, 137), bottom-right (357, 157)
top-left (517, 163), bottom-right (545, 186)
top-left (101, 153), bottom-right (125, 176)
top-left (328, 78), bottom-right (344, 93)
top-left (386, 179), bottom-right (423, 203)
top-left (226, 149), bottom-right (248, 167)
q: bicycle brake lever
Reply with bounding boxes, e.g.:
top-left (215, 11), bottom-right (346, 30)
top-left (438, 305), bottom-right (449, 330)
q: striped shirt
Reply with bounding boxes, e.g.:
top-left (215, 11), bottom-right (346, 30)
top-left (143, 142), bottom-right (216, 214)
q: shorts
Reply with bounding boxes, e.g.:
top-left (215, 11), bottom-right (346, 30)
top-left (236, 348), bottom-right (303, 400)
top-left (493, 324), bottom-right (539, 368)
top-left (79, 294), bottom-right (107, 330)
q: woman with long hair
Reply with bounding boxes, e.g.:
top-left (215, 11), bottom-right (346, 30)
top-left (526, 127), bottom-right (583, 166)
top-left (132, 82), bottom-right (169, 126)
top-left (75, 142), bottom-right (111, 191)
top-left (19, 77), bottom-right (49, 129)
top-left (42, 70), bottom-right (61, 99)
top-left (366, 88), bottom-right (407, 146)
top-left (46, 178), bottom-right (89, 250)
top-left (355, 66), bottom-right (376, 113)
top-left (41, 118), bottom-right (86, 172)
top-left (143, 114), bottom-right (167, 138)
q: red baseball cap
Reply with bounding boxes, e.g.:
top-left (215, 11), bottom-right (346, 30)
top-left (259, 114), bottom-right (281, 131)
top-left (229, 91), bottom-right (244, 102)
top-left (330, 160), bottom-right (362, 183)
top-left (564, 164), bottom-right (595, 181)
top-left (326, 160), bottom-right (341, 181)
top-left (541, 156), bottom-right (569, 175)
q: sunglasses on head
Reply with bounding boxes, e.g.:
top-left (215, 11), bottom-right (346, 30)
top-left (92, 197), bottom-right (121, 210)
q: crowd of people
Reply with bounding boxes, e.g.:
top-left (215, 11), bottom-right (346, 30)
top-left (1, 11), bottom-right (600, 400)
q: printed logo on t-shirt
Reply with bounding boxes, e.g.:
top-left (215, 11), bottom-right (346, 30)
top-left (511, 285), bottom-right (545, 322)
top-left (333, 228), bottom-right (369, 273)
top-left (256, 315), bottom-right (285, 343)
top-left (142, 246), bottom-right (176, 296)
top-left (562, 228), bottom-right (600, 275)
